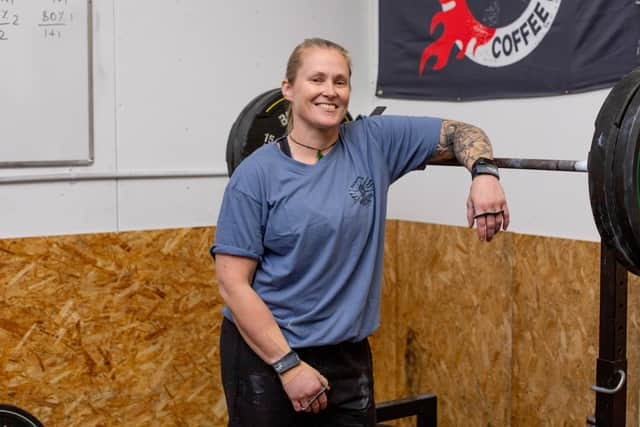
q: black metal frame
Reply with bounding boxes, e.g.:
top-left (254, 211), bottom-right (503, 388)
top-left (375, 394), bottom-right (437, 427)
top-left (590, 242), bottom-right (629, 426)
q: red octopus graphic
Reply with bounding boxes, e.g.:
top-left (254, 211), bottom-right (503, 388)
top-left (419, 0), bottom-right (496, 75)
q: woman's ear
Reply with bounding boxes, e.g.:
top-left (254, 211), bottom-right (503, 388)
top-left (281, 79), bottom-right (293, 101)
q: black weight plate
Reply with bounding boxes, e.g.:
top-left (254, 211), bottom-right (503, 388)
top-left (589, 67), bottom-right (640, 274)
top-left (226, 89), bottom-right (282, 177)
top-left (226, 88), bottom-right (353, 176)
top-left (601, 92), bottom-right (638, 274)
top-left (589, 83), bottom-right (625, 262)
top-left (0, 404), bottom-right (44, 427)
top-left (612, 82), bottom-right (640, 274)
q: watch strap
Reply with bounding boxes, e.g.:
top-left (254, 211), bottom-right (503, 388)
top-left (272, 350), bottom-right (301, 375)
top-left (471, 157), bottom-right (500, 180)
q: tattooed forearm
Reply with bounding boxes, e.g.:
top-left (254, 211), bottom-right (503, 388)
top-left (432, 119), bottom-right (493, 170)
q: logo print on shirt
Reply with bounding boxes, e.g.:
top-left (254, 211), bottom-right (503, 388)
top-left (349, 177), bottom-right (375, 207)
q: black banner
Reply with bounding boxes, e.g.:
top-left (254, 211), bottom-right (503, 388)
top-left (377, 0), bottom-right (640, 101)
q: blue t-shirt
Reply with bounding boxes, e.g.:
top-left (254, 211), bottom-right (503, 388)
top-left (212, 115), bottom-right (441, 348)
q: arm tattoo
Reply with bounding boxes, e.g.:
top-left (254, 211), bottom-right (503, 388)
top-left (433, 119), bottom-right (493, 170)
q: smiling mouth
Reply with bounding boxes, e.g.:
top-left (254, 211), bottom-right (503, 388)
top-left (316, 103), bottom-right (338, 111)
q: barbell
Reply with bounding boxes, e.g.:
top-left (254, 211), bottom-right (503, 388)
top-left (226, 68), bottom-right (640, 275)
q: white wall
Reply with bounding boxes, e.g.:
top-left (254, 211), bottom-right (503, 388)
top-left (0, 0), bottom-right (372, 238)
top-left (0, 0), bottom-right (606, 241)
top-left (0, 0), bottom-right (119, 238)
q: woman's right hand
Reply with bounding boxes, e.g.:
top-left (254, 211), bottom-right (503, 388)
top-left (279, 361), bottom-right (329, 413)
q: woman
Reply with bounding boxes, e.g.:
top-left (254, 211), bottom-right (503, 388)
top-left (212, 38), bottom-right (508, 427)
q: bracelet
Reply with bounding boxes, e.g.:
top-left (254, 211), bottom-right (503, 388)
top-left (272, 350), bottom-right (301, 375)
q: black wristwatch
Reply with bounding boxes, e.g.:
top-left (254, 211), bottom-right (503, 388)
top-left (272, 350), bottom-right (301, 375)
top-left (471, 157), bottom-right (500, 180)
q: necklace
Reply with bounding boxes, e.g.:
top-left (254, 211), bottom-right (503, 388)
top-left (288, 133), bottom-right (338, 160)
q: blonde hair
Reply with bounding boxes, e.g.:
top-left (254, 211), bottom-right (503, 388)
top-left (284, 38), bottom-right (352, 133)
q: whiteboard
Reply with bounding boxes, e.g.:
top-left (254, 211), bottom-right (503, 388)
top-left (0, 0), bottom-right (93, 167)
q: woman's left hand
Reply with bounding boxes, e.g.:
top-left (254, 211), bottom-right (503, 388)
top-left (466, 175), bottom-right (510, 241)
top-left (280, 362), bottom-right (329, 413)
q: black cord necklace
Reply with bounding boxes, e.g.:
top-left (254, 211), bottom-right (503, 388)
top-left (288, 133), bottom-right (338, 160)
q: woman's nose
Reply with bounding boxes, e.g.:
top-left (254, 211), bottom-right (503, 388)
top-left (322, 82), bottom-right (337, 96)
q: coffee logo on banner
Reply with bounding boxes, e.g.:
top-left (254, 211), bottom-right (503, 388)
top-left (419, 0), bottom-right (562, 74)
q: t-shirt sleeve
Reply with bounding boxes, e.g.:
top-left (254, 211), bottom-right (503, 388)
top-left (211, 185), bottom-right (264, 261)
top-left (363, 115), bottom-right (442, 182)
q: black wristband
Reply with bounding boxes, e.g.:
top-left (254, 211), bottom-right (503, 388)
top-left (272, 350), bottom-right (301, 375)
top-left (471, 157), bottom-right (500, 180)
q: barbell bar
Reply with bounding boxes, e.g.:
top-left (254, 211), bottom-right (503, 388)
top-left (226, 68), bottom-right (640, 275)
top-left (426, 157), bottom-right (588, 172)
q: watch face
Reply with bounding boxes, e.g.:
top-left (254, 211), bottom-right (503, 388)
top-left (481, 165), bottom-right (498, 174)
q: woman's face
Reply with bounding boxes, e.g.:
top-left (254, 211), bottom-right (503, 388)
top-left (283, 47), bottom-right (351, 134)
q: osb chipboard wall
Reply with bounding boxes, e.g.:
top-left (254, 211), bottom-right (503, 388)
top-left (511, 234), bottom-right (640, 427)
top-left (0, 228), bottom-right (225, 426)
top-left (389, 221), bottom-right (640, 427)
top-left (369, 219), bottom-right (400, 403)
top-left (1, 223), bottom-right (639, 426)
top-left (393, 221), bottom-right (514, 427)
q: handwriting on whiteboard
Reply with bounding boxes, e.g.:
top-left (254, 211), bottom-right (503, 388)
top-left (0, 0), bottom-right (74, 41)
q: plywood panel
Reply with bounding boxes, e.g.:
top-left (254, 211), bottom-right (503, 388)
top-left (0, 228), bottom-right (224, 426)
top-left (512, 235), bottom-right (640, 427)
top-left (371, 219), bottom-right (400, 404)
top-left (2, 223), bottom-right (639, 427)
top-left (628, 273), bottom-right (640, 426)
top-left (394, 221), bottom-right (513, 427)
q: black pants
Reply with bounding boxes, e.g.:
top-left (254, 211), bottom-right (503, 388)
top-left (220, 318), bottom-right (376, 427)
